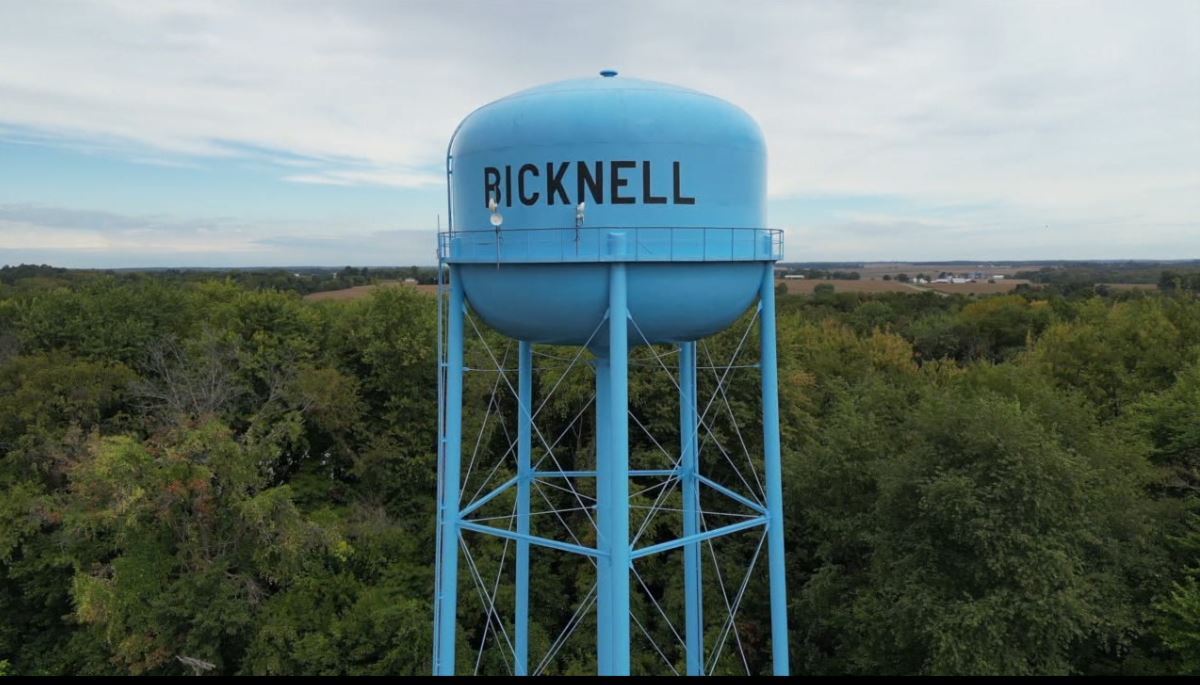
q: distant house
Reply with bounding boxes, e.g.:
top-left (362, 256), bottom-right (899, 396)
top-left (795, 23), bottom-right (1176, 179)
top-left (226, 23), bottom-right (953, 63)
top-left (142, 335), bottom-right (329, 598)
top-left (403, 277), bottom-right (419, 285)
top-left (993, 274), bottom-right (1006, 280)
top-left (783, 274), bottom-right (806, 280)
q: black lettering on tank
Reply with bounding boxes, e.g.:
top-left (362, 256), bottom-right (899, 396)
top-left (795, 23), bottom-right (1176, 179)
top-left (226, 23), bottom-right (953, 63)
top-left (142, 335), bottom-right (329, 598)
top-left (546, 162), bottom-right (570, 205)
top-left (504, 165), bottom-right (513, 207)
top-left (642, 160), bottom-right (667, 204)
top-left (482, 161), bottom-right (696, 208)
top-left (611, 160), bottom-right (636, 205)
top-left (577, 161), bottom-right (604, 204)
top-left (484, 167), bottom-right (500, 208)
top-left (673, 161), bottom-right (695, 205)
top-left (518, 164), bottom-right (540, 205)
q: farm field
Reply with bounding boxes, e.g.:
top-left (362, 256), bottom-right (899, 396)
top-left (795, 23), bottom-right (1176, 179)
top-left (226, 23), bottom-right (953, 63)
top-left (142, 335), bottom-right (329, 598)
top-left (778, 278), bottom-right (1034, 295)
top-left (1099, 282), bottom-right (1158, 291)
top-left (779, 279), bottom-right (928, 294)
top-left (924, 279), bottom-right (1033, 294)
top-left (854, 262), bottom-right (1028, 279)
top-left (303, 281), bottom-right (437, 301)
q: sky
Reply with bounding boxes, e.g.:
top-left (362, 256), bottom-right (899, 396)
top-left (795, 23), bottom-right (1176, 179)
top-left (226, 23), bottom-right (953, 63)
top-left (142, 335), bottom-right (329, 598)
top-left (0, 0), bottom-right (1197, 267)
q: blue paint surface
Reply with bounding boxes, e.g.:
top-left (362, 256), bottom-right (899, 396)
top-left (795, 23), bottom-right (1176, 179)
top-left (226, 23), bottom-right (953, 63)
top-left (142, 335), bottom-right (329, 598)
top-left (436, 73), bottom-right (790, 676)
top-left (442, 72), bottom-right (778, 345)
top-left (459, 260), bottom-right (767, 346)
top-left (448, 75), bottom-right (765, 232)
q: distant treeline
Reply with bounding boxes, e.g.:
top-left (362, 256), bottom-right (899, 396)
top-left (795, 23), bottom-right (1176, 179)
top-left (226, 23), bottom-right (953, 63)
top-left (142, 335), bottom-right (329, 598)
top-left (1014, 261), bottom-right (1200, 288)
top-left (779, 260), bottom-right (1200, 292)
top-left (1160, 270), bottom-right (1200, 294)
top-left (785, 268), bottom-right (862, 280)
top-left (0, 264), bottom-right (440, 296)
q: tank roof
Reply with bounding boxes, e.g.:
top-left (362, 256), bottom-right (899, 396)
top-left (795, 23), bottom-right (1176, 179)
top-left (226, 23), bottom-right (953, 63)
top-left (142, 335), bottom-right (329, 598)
top-left (450, 71), bottom-right (763, 154)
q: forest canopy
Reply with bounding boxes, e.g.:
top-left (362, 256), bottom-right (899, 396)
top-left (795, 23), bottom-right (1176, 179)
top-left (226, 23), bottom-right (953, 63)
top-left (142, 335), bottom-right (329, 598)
top-left (0, 265), bottom-right (1198, 675)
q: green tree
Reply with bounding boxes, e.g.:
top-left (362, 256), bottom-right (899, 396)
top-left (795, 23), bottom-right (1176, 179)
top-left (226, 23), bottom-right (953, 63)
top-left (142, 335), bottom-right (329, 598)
top-left (64, 423), bottom-right (333, 674)
top-left (1154, 518), bottom-right (1200, 673)
top-left (1030, 297), bottom-right (1196, 416)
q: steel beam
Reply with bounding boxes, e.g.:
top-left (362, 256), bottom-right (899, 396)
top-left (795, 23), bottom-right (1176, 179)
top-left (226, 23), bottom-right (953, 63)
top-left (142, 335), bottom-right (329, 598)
top-left (760, 266), bottom-right (791, 675)
top-left (630, 516), bottom-right (768, 560)
top-left (434, 264), bottom-right (465, 676)
top-left (680, 341), bottom-right (704, 675)
top-left (459, 520), bottom-right (603, 558)
top-left (602, 233), bottom-right (631, 675)
top-left (515, 341), bottom-right (533, 675)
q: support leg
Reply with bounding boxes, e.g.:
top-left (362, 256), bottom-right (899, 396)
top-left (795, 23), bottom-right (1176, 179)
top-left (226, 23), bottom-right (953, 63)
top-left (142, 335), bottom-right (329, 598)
top-left (680, 341), bottom-right (704, 675)
top-left (601, 236), bottom-right (631, 675)
top-left (515, 341), bottom-right (532, 675)
top-left (434, 264), bottom-right (465, 675)
top-left (759, 267), bottom-right (791, 675)
top-left (595, 356), bottom-right (612, 674)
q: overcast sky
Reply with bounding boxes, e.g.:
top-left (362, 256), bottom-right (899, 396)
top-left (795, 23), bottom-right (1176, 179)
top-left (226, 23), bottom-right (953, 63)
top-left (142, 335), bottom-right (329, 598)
top-left (1, 0), bottom-right (1197, 267)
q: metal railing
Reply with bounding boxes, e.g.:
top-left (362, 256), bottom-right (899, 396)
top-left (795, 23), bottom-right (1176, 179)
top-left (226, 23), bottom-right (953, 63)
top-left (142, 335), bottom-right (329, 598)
top-left (438, 226), bottom-right (783, 264)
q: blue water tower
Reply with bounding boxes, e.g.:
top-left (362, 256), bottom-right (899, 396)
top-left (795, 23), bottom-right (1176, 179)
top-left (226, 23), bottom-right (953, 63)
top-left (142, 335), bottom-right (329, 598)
top-left (434, 71), bottom-right (788, 676)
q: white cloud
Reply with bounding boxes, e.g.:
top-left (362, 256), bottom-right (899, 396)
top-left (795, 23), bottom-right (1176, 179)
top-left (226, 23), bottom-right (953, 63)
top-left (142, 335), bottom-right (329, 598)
top-left (0, 204), bottom-right (435, 266)
top-left (283, 169), bottom-right (443, 189)
top-left (0, 0), bottom-right (1196, 260)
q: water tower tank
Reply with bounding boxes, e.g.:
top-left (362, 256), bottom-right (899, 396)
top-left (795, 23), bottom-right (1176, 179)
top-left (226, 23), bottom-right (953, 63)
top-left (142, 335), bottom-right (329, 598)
top-left (434, 71), bottom-right (789, 677)
top-left (442, 70), bottom-right (780, 345)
